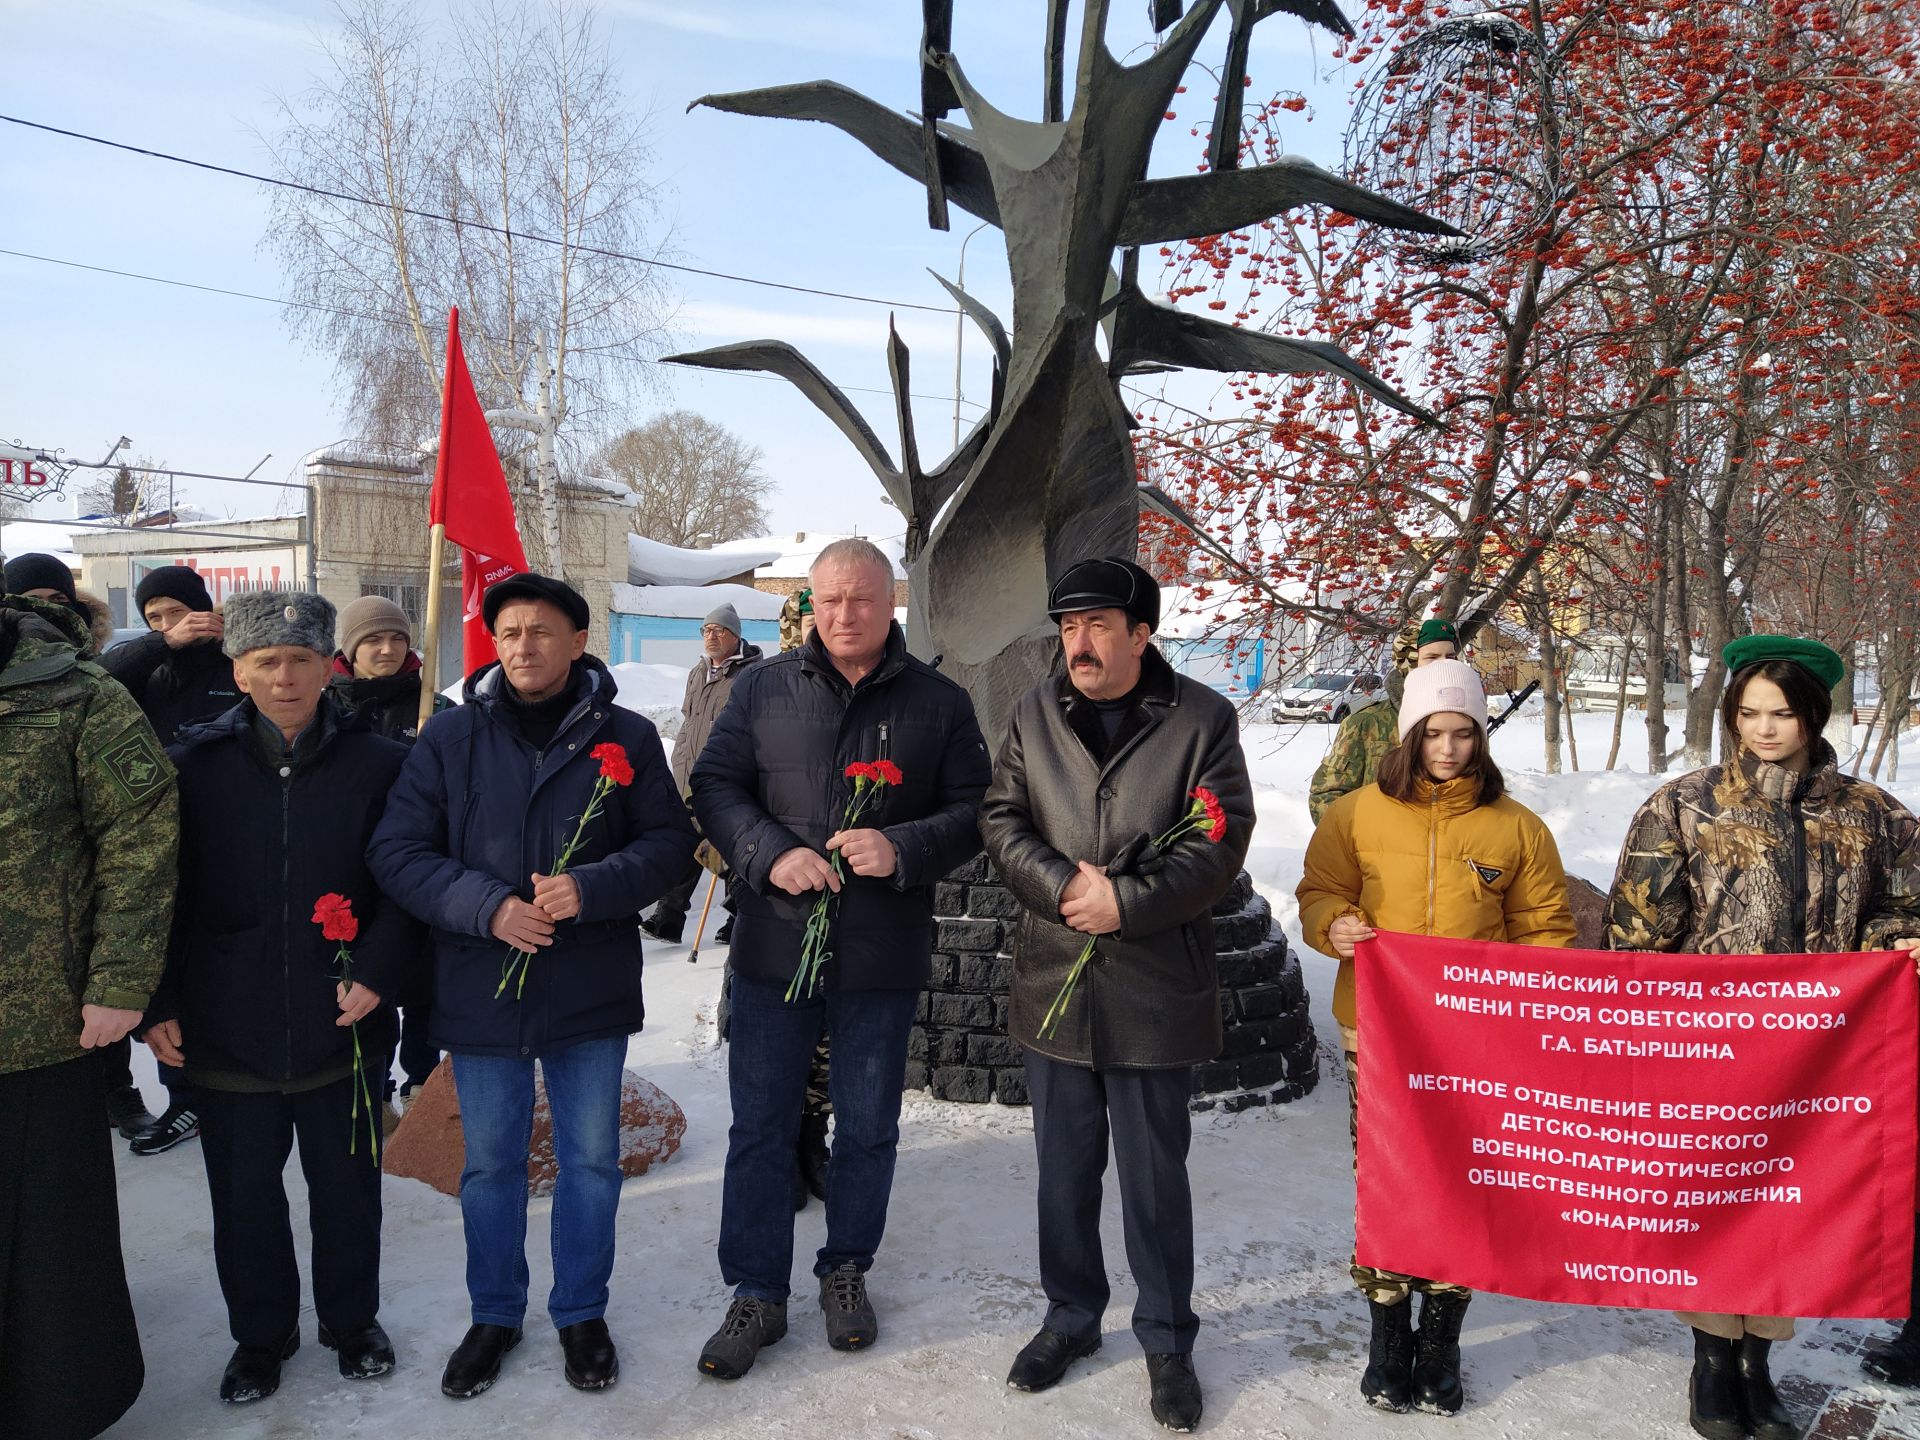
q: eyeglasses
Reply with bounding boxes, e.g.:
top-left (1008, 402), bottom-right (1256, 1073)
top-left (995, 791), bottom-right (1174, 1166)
top-left (701, 626), bottom-right (732, 638)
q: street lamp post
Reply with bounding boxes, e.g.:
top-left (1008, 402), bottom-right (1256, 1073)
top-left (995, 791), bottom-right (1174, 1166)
top-left (952, 220), bottom-right (991, 448)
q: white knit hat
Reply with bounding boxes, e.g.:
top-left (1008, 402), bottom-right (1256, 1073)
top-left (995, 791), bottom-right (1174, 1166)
top-left (1397, 658), bottom-right (1489, 740)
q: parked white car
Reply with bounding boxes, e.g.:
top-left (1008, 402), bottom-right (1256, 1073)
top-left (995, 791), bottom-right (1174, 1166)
top-left (1270, 671), bottom-right (1384, 724)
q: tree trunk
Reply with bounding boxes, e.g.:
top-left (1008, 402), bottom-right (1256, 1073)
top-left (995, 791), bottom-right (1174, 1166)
top-left (1645, 490), bottom-right (1671, 772)
top-left (1531, 568), bottom-right (1562, 774)
top-left (1605, 632), bottom-right (1635, 771)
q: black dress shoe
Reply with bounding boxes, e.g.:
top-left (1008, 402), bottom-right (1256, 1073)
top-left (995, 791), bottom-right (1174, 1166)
top-left (219, 1330), bottom-right (299, 1404)
top-left (319, 1321), bottom-right (396, 1379)
top-left (442, 1323), bottom-right (522, 1399)
top-left (1146, 1352), bottom-right (1204, 1432)
top-left (559, 1318), bottom-right (620, 1391)
top-left (1007, 1327), bottom-right (1101, 1392)
top-left (106, 1084), bottom-right (157, 1139)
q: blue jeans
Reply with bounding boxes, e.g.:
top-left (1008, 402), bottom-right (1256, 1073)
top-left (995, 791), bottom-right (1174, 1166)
top-left (719, 975), bottom-right (919, 1302)
top-left (451, 1035), bottom-right (627, 1329)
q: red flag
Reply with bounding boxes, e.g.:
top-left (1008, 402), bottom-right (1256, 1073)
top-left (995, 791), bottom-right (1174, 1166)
top-left (431, 307), bottom-right (528, 674)
top-left (1354, 930), bottom-right (1918, 1318)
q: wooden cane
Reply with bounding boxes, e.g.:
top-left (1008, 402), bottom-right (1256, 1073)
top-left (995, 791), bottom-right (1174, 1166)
top-left (687, 872), bottom-right (721, 964)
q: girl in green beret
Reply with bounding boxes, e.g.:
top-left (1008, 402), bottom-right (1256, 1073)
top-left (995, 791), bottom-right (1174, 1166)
top-left (1604, 635), bottom-right (1920, 1440)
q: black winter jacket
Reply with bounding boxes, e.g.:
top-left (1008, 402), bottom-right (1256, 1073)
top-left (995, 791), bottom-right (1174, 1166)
top-left (690, 625), bottom-right (991, 991)
top-left (101, 630), bottom-right (242, 745)
top-left (366, 657), bottom-right (698, 1058)
top-left (328, 654), bottom-right (451, 743)
top-left (146, 696), bottom-right (414, 1084)
top-left (980, 646), bottom-right (1255, 1069)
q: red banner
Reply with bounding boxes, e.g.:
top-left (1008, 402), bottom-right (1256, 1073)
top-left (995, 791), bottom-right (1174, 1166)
top-left (1354, 930), bottom-right (1917, 1317)
top-left (431, 307), bottom-right (528, 675)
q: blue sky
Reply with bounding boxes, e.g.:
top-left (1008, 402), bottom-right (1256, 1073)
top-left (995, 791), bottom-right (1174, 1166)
top-left (3, 0), bottom-right (1356, 548)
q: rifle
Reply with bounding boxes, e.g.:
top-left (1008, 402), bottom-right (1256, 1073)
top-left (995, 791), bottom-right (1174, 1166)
top-left (1486, 680), bottom-right (1540, 735)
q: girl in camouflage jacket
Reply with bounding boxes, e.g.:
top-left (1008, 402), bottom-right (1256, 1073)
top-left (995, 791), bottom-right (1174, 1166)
top-left (1605, 635), bottom-right (1920, 1440)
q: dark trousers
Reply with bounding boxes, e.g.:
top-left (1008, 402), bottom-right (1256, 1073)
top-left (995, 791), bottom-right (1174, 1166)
top-left (652, 869), bottom-right (730, 934)
top-left (1025, 1048), bottom-right (1198, 1355)
top-left (97, 1034), bottom-right (188, 1099)
top-left (0, 1055), bottom-right (143, 1440)
top-left (197, 1073), bottom-right (383, 1350)
top-left (385, 1005), bottom-right (440, 1099)
top-left (719, 974), bottom-right (918, 1302)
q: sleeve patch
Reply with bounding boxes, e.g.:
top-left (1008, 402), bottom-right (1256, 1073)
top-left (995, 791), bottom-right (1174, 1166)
top-left (100, 726), bottom-right (171, 804)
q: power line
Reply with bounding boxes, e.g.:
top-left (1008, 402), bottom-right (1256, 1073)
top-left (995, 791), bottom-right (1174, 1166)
top-left (1, 113), bottom-right (957, 315)
top-left (0, 246), bottom-right (986, 412)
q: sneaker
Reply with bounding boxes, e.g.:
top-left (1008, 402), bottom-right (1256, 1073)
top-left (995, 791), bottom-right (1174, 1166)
top-left (106, 1084), bottom-right (158, 1140)
top-left (697, 1296), bottom-right (787, 1380)
top-left (130, 1101), bottom-right (199, 1156)
top-left (819, 1263), bottom-right (878, 1351)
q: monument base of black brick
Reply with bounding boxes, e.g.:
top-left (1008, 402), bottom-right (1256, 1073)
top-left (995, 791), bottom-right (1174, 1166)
top-left (907, 856), bottom-right (1320, 1112)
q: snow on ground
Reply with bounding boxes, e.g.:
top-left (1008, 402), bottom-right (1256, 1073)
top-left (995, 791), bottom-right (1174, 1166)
top-left (106, 711), bottom-right (1920, 1438)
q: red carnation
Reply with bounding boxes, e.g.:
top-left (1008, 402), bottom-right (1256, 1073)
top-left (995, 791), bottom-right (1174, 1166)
top-left (871, 759), bottom-right (904, 786)
top-left (592, 742), bottom-right (635, 786)
top-left (845, 761), bottom-right (877, 781)
top-left (312, 892), bottom-right (359, 944)
top-left (1193, 787), bottom-right (1228, 843)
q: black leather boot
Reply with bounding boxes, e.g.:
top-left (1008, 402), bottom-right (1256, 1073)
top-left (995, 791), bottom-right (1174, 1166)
top-left (1687, 1328), bottom-right (1747, 1440)
top-left (1359, 1298), bottom-right (1415, 1412)
top-left (1738, 1335), bottom-right (1801, 1440)
top-left (1862, 1213), bottom-right (1920, 1387)
top-left (1411, 1291), bottom-right (1470, 1414)
top-left (219, 1330), bottom-right (299, 1404)
top-left (318, 1321), bottom-right (395, 1379)
top-left (441, 1323), bottom-right (522, 1399)
top-left (559, 1318), bottom-right (619, 1391)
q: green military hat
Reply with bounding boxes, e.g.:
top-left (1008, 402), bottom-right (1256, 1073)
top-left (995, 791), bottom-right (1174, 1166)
top-left (1721, 634), bottom-right (1845, 691)
top-left (1416, 617), bottom-right (1460, 649)
top-left (796, 586), bottom-right (813, 616)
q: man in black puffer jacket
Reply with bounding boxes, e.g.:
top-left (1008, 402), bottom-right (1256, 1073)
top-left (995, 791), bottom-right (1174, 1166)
top-left (139, 590), bottom-right (414, 1405)
top-left (689, 538), bottom-right (990, 1381)
top-left (368, 573), bottom-right (697, 1402)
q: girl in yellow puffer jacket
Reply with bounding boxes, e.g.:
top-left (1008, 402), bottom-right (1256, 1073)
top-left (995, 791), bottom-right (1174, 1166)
top-left (1297, 658), bottom-right (1575, 1418)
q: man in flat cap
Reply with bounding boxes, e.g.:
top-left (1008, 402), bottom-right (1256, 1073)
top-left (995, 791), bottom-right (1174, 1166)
top-left (642, 599), bottom-right (763, 945)
top-left (369, 572), bottom-right (696, 1401)
top-left (139, 589), bottom-right (414, 1403)
top-left (101, 563), bottom-right (242, 1155)
top-left (980, 556), bottom-right (1255, 1433)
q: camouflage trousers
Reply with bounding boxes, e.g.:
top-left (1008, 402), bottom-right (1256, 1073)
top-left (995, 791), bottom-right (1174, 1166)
top-left (1343, 1048), bottom-right (1473, 1306)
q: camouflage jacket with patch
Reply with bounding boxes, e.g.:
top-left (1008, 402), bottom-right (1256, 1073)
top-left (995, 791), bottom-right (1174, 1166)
top-left (0, 596), bottom-right (177, 1075)
top-left (1605, 741), bottom-right (1920, 956)
top-left (1308, 698), bottom-right (1401, 825)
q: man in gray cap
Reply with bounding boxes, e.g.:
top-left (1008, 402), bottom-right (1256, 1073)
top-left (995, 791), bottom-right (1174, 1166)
top-left (980, 556), bottom-right (1254, 1434)
top-left (139, 589), bottom-right (415, 1403)
top-left (642, 600), bottom-right (762, 945)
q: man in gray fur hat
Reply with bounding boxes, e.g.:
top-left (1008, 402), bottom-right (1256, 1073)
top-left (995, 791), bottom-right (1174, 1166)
top-left (641, 600), bottom-right (762, 945)
top-left (139, 589), bottom-right (416, 1404)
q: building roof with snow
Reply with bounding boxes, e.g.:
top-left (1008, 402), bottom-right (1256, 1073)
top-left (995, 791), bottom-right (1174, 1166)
top-left (707, 532), bottom-right (906, 581)
top-left (626, 533), bottom-right (780, 587)
top-left (610, 581), bottom-right (785, 621)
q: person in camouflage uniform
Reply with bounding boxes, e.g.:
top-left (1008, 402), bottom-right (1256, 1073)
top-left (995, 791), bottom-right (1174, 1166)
top-left (1307, 618), bottom-right (1460, 824)
top-left (0, 593), bottom-right (177, 1440)
top-left (1606, 634), bottom-right (1920, 1440)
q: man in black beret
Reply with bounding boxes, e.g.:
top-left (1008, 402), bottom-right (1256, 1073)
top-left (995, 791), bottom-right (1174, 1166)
top-left (370, 573), bottom-right (696, 1401)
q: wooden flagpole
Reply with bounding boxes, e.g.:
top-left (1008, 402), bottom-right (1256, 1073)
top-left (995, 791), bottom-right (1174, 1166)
top-left (416, 521), bottom-right (447, 733)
